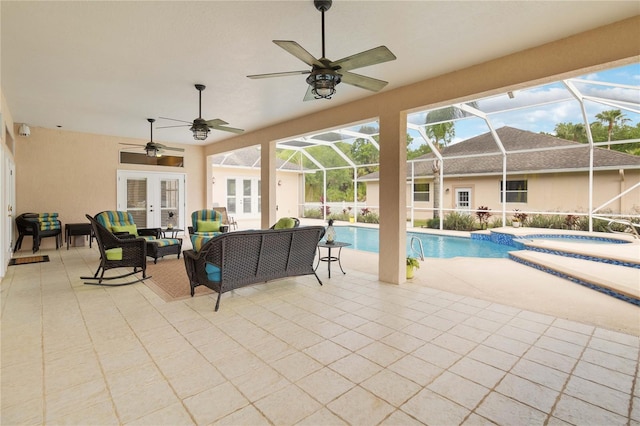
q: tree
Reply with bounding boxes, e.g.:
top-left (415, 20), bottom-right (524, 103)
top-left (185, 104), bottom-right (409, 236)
top-left (554, 122), bottom-right (586, 143)
top-left (595, 109), bottom-right (628, 149)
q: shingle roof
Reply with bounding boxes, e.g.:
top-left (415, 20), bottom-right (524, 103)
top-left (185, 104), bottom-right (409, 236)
top-left (360, 126), bottom-right (640, 180)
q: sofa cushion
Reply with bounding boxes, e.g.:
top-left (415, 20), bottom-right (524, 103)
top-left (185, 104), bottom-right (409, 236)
top-left (274, 217), bottom-right (295, 229)
top-left (197, 220), bottom-right (221, 233)
top-left (105, 247), bottom-right (123, 261)
top-left (205, 262), bottom-right (221, 282)
top-left (152, 238), bottom-right (181, 247)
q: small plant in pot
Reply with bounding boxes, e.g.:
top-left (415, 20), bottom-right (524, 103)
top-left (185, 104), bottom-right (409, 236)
top-left (512, 209), bottom-right (527, 228)
top-left (406, 257), bottom-right (420, 279)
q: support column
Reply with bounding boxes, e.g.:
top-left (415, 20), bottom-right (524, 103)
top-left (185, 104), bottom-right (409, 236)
top-left (261, 141), bottom-right (277, 229)
top-left (378, 111), bottom-right (407, 284)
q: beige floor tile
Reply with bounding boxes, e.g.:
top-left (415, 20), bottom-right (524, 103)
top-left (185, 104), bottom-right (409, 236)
top-left (330, 330), bottom-right (374, 351)
top-left (380, 409), bottom-right (424, 425)
top-left (497, 323), bottom-right (541, 345)
top-left (564, 375), bottom-right (630, 416)
top-left (544, 325), bottom-right (591, 345)
top-left (589, 336), bottom-right (639, 360)
top-left (387, 354), bottom-right (443, 386)
top-left (215, 404), bottom-right (271, 425)
top-left (125, 402), bottom-right (195, 425)
top-left (468, 344), bottom-right (519, 371)
top-left (475, 392), bottom-right (547, 425)
top-left (496, 373), bottom-right (559, 413)
top-left (573, 360), bottom-right (634, 393)
top-left (449, 357), bottom-right (506, 388)
top-left (230, 364), bottom-right (290, 402)
top-left (379, 330), bottom-right (425, 353)
top-left (412, 342), bottom-right (462, 369)
top-left (183, 381), bottom-right (249, 425)
top-left (461, 413), bottom-right (499, 425)
top-left (401, 388), bottom-right (470, 425)
top-left (361, 369), bottom-right (421, 407)
top-left (296, 367), bottom-right (355, 404)
top-left (303, 339), bottom-right (351, 365)
top-left (357, 341), bottom-right (406, 367)
top-left (48, 399), bottom-right (118, 425)
top-left (168, 362), bottom-right (226, 399)
top-left (428, 371), bottom-right (490, 410)
top-left (481, 333), bottom-right (531, 357)
top-left (431, 332), bottom-right (478, 355)
top-left (298, 407), bottom-right (349, 425)
top-left (45, 378), bottom-right (111, 422)
top-left (0, 397), bottom-right (44, 425)
top-left (111, 379), bottom-right (180, 424)
top-left (535, 335), bottom-right (584, 359)
top-left (524, 346), bottom-right (578, 374)
top-left (248, 335), bottom-right (297, 363)
top-left (553, 394), bottom-right (628, 425)
top-left (254, 383), bottom-right (321, 425)
top-left (329, 353), bottom-right (383, 384)
top-left (327, 386), bottom-right (395, 425)
top-left (510, 358), bottom-right (569, 391)
top-left (593, 328), bottom-right (640, 348)
top-left (271, 351), bottom-right (323, 382)
top-left (581, 347), bottom-right (637, 376)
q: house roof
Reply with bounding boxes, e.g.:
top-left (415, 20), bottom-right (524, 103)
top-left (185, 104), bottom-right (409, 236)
top-left (360, 127), bottom-right (640, 181)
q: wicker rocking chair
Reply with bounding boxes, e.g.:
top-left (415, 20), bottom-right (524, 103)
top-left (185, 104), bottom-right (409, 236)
top-left (81, 214), bottom-right (150, 286)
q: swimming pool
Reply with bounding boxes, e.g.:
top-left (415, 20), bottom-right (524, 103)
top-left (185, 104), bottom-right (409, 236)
top-left (331, 226), bottom-right (514, 259)
top-left (518, 234), bottom-right (631, 245)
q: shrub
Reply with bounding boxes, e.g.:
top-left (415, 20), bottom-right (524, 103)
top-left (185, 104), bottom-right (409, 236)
top-left (358, 211), bottom-right (379, 224)
top-left (304, 208), bottom-right (322, 219)
top-left (426, 218), bottom-right (440, 229)
top-left (443, 212), bottom-right (476, 231)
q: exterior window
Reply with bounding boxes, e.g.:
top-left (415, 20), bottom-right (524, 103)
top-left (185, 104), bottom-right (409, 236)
top-left (501, 180), bottom-right (528, 203)
top-left (413, 183), bottom-right (430, 202)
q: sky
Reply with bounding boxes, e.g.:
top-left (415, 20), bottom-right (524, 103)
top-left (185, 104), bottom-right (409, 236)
top-left (406, 62), bottom-right (640, 148)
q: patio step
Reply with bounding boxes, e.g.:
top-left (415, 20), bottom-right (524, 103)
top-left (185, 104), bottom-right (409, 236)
top-left (509, 250), bottom-right (640, 306)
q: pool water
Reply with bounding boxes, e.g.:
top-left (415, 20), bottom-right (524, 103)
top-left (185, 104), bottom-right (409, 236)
top-left (332, 226), bottom-right (514, 259)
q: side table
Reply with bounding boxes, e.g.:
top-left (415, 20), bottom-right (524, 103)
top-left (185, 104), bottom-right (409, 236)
top-left (161, 228), bottom-right (183, 238)
top-left (65, 223), bottom-right (93, 250)
top-left (315, 241), bottom-right (351, 278)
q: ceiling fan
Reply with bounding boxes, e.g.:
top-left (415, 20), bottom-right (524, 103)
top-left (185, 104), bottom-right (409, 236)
top-left (247, 0), bottom-right (396, 101)
top-left (120, 118), bottom-right (185, 157)
top-left (158, 84), bottom-right (244, 141)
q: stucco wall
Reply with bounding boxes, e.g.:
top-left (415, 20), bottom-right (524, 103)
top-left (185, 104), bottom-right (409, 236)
top-left (368, 169), bottom-right (640, 220)
top-left (14, 126), bottom-right (205, 249)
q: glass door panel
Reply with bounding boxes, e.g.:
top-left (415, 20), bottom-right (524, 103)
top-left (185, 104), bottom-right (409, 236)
top-left (455, 188), bottom-right (471, 211)
top-left (126, 178), bottom-right (148, 226)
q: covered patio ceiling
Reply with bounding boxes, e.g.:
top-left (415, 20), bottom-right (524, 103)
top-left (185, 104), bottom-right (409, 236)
top-left (211, 62), bottom-right (639, 171)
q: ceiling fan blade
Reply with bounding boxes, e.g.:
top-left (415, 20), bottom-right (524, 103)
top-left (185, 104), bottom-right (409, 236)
top-left (205, 118), bottom-right (228, 127)
top-left (247, 70), bottom-right (311, 79)
top-left (161, 146), bottom-right (185, 152)
top-left (158, 116), bottom-right (193, 125)
top-left (273, 40), bottom-right (323, 67)
top-left (340, 71), bottom-right (389, 92)
top-left (330, 46), bottom-right (396, 72)
top-left (303, 85), bottom-right (316, 102)
top-left (209, 125), bottom-right (245, 134)
top-left (156, 124), bottom-right (190, 129)
top-left (120, 143), bottom-right (145, 147)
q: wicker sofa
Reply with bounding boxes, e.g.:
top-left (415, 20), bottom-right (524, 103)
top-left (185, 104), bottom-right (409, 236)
top-left (183, 226), bottom-right (326, 311)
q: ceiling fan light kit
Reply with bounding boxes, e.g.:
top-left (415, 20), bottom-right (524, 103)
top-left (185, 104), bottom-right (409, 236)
top-left (157, 84), bottom-right (244, 141)
top-left (247, 0), bottom-right (396, 101)
top-left (120, 118), bottom-right (185, 157)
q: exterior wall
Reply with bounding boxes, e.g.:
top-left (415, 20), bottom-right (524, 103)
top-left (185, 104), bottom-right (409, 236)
top-left (14, 126), bottom-right (205, 249)
top-left (370, 169), bottom-right (640, 221)
top-left (210, 166), bottom-right (301, 220)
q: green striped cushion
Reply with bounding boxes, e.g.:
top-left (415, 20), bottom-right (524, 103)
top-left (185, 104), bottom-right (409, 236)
top-left (96, 211), bottom-right (136, 232)
top-left (154, 238), bottom-right (181, 247)
top-left (190, 235), bottom-right (213, 252)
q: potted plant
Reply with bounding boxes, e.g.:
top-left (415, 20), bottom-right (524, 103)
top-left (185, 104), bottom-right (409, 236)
top-left (512, 209), bottom-right (527, 228)
top-left (167, 211), bottom-right (175, 229)
top-left (406, 257), bottom-right (420, 279)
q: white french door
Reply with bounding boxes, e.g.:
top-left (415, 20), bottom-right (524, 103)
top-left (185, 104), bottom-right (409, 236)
top-left (2, 151), bottom-right (16, 277)
top-left (117, 171), bottom-right (185, 229)
top-left (455, 188), bottom-right (472, 212)
top-left (226, 178), bottom-right (260, 218)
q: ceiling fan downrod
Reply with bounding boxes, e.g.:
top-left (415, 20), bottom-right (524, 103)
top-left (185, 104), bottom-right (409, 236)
top-left (315, 0), bottom-right (332, 59)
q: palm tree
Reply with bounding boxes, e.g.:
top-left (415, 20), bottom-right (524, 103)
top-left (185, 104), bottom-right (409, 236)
top-left (595, 109), bottom-right (628, 149)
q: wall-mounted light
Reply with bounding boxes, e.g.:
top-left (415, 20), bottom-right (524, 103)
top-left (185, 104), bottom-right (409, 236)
top-left (445, 188), bottom-right (450, 193)
top-left (18, 123), bottom-right (31, 137)
top-left (211, 177), bottom-right (216, 185)
top-left (277, 180), bottom-right (282, 186)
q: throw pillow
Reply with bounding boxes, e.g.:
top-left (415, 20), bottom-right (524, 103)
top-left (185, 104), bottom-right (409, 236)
top-left (197, 220), bottom-right (221, 232)
top-left (111, 224), bottom-right (138, 236)
top-left (274, 217), bottom-right (295, 229)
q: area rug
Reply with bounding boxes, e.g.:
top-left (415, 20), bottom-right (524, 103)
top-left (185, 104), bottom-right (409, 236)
top-left (144, 258), bottom-right (213, 302)
top-left (9, 255), bottom-right (50, 266)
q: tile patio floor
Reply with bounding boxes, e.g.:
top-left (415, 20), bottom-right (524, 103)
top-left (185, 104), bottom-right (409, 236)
top-left (1, 244), bottom-right (639, 425)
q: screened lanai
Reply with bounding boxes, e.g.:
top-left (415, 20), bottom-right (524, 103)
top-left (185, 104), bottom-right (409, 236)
top-left (211, 62), bottom-right (640, 230)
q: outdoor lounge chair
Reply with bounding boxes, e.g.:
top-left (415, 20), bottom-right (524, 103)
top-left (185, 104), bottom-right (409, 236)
top-left (189, 209), bottom-right (228, 236)
top-left (212, 206), bottom-right (238, 231)
top-left (94, 210), bottom-right (182, 263)
top-left (82, 214), bottom-right (150, 286)
top-left (14, 212), bottom-right (63, 253)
